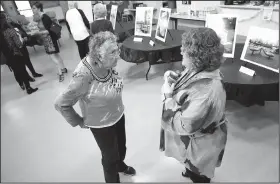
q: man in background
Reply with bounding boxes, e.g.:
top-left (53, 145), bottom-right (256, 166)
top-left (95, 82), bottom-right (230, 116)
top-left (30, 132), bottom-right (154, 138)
top-left (66, 2), bottom-right (90, 59)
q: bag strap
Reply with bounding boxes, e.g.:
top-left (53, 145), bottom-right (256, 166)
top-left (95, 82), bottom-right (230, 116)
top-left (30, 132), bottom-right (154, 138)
top-left (174, 70), bottom-right (204, 92)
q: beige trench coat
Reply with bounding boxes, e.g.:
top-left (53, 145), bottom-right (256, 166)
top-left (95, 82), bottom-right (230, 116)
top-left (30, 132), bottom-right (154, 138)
top-left (160, 69), bottom-right (228, 178)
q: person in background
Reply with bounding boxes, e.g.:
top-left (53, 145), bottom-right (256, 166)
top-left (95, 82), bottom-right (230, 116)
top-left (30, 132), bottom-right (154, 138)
top-left (0, 15), bottom-right (38, 94)
top-left (54, 31), bottom-right (136, 183)
top-left (160, 27), bottom-right (228, 183)
top-left (91, 3), bottom-right (114, 34)
top-left (0, 11), bottom-right (43, 80)
top-left (32, 2), bottom-right (67, 82)
top-left (66, 2), bottom-right (90, 59)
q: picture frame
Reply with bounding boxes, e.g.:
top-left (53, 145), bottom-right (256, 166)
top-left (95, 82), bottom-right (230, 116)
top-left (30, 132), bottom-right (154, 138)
top-left (110, 5), bottom-right (118, 30)
top-left (155, 8), bottom-right (171, 42)
top-left (134, 7), bottom-right (154, 37)
top-left (206, 14), bottom-right (239, 58)
top-left (240, 26), bottom-right (279, 73)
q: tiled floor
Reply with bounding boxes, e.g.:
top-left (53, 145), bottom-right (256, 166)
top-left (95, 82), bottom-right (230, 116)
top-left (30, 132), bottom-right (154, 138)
top-left (1, 25), bottom-right (279, 182)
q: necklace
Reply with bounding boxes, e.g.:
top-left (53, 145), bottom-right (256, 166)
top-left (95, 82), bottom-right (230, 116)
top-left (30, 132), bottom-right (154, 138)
top-left (83, 57), bottom-right (112, 82)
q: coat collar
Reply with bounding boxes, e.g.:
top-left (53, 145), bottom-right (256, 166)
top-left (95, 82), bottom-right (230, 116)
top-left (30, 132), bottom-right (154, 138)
top-left (174, 69), bottom-right (223, 93)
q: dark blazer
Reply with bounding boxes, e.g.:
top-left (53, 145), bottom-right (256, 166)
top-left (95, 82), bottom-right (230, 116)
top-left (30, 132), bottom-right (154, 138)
top-left (90, 19), bottom-right (114, 35)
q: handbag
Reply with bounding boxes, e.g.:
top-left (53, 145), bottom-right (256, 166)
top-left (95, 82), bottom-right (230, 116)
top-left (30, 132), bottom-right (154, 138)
top-left (49, 21), bottom-right (62, 39)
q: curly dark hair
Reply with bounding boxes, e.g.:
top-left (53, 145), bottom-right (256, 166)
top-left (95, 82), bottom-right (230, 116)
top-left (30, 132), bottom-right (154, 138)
top-left (181, 27), bottom-right (225, 72)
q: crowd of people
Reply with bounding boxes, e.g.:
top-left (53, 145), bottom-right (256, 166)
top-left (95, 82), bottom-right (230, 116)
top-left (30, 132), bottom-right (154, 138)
top-left (1, 2), bottom-right (228, 183)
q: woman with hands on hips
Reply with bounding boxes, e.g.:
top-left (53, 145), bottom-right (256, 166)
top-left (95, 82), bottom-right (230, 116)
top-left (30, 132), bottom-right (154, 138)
top-left (54, 31), bottom-right (136, 183)
top-left (160, 27), bottom-right (228, 183)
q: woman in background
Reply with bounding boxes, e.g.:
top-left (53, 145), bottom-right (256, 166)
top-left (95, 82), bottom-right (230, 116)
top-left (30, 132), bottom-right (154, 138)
top-left (32, 2), bottom-right (67, 82)
top-left (91, 3), bottom-right (114, 34)
top-left (0, 11), bottom-right (43, 80)
top-left (160, 27), bottom-right (228, 183)
top-left (0, 15), bottom-right (38, 94)
top-left (65, 2), bottom-right (90, 60)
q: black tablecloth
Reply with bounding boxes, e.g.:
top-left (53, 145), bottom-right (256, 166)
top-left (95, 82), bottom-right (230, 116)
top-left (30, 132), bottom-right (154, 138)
top-left (120, 29), bottom-right (184, 64)
top-left (221, 35), bottom-right (279, 106)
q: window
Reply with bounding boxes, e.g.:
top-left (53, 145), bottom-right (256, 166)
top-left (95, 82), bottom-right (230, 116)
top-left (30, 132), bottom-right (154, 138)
top-left (15, 1), bottom-right (33, 17)
top-left (1, 4), bottom-right (4, 11)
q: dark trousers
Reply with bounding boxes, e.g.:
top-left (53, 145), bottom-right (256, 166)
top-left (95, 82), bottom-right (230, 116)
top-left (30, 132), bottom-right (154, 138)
top-left (75, 36), bottom-right (90, 60)
top-left (21, 47), bottom-right (36, 75)
top-left (90, 115), bottom-right (127, 183)
top-left (10, 55), bottom-right (31, 88)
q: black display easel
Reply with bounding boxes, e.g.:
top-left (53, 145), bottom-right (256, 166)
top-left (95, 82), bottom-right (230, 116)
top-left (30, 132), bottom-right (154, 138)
top-left (167, 29), bottom-right (173, 40)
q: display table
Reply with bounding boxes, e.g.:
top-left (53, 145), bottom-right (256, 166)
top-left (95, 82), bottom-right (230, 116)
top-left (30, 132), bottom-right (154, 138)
top-left (120, 28), bottom-right (278, 106)
top-left (120, 29), bottom-right (184, 80)
top-left (221, 35), bottom-right (279, 107)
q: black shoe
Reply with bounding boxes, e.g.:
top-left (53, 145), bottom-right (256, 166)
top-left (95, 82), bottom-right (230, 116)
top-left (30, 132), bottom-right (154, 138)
top-left (20, 84), bottom-right (25, 90)
top-left (182, 171), bottom-right (190, 178)
top-left (61, 68), bottom-right (67, 74)
top-left (26, 87), bottom-right (38, 94)
top-left (33, 73), bottom-right (43, 78)
top-left (59, 74), bottom-right (64, 82)
top-left (119, 166), bottom-right (136, 176)
top-left (28, 77), bottom-right (35, 82)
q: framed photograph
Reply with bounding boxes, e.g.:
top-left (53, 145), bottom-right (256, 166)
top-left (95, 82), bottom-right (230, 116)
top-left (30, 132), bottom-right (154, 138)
top-left (110, 5), bottom-right (118, 30)
top-left (134, 7), bottom-right (154, 37)
top-left (155, 8), bottom-right (171, 42)
top-left (206, 14), bottom-right (239, 58)
top-left (241, 26), bottom-right (279, 73)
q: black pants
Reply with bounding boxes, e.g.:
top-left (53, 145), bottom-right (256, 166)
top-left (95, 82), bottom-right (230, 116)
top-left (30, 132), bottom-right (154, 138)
top-left (75, 36), bottom-right (90, 60)
top-left (90, 115), bottom-right (127, 183)
top-left (10, 55), bottom-right (31, 88)
top-left (21, 47), bottom-right (36, 75)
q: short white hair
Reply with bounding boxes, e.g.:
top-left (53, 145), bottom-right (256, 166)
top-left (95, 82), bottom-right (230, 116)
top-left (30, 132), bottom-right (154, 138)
top-left (93, 3), bottom-right (107, 19)
top-left (68, 1), bottom-right (78, 9)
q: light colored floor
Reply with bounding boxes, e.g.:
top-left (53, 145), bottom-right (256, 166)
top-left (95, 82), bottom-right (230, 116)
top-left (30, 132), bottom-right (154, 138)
top-left (1, 25), bottom-right (279, 182)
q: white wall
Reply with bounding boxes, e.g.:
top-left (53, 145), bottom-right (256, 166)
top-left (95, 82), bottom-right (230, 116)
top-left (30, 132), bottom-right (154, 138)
top-left (76, 1), bottom-right (94, 23)
top-left (141, 1), bottom-right (162, 19)
top-left (220, 8), bottom-right (279, 36)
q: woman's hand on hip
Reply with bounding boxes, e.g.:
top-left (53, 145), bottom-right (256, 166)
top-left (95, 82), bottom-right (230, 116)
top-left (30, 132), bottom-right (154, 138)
top-left (79, 123), bottom-right (89, 129)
